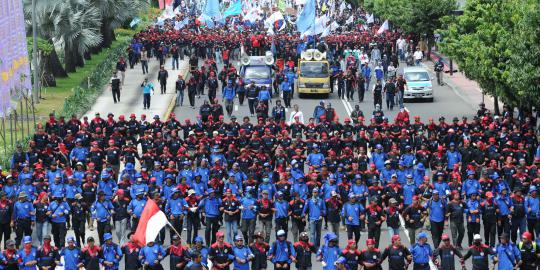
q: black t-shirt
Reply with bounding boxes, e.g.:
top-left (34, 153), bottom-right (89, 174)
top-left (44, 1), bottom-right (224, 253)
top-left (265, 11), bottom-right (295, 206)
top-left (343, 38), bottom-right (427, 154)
top-left (381, 245), bottom-right (411, 270)
top-left (110, 77), bottom-right (121, 90)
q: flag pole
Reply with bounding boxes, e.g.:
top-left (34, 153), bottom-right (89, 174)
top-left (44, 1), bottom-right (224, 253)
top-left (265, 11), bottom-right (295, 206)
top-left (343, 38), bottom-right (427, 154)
top-left (167, 221), bottom-right (189, 246)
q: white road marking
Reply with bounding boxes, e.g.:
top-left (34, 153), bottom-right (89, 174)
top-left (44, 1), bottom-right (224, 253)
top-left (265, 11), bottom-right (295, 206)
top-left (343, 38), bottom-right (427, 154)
top-left (341, 98), bottom-right (352, 117)
top-left (285, 108), bottom-right (288, 113)
top-left (234, 105), bottom-right (238, 111)
top-left (399, 214), bottom-right (438, 270)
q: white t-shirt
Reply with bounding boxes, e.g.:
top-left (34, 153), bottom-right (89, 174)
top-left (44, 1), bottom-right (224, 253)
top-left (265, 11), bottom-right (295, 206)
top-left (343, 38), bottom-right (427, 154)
top-left (288, 110), bottom-right (305, 124)
top-left (413, 50), bottom-right (423, 60)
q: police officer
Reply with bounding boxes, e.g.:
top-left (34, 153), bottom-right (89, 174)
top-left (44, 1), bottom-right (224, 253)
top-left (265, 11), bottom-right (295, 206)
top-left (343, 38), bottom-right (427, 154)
top-left (48, 195), bottom-right (70, 248)
top-left (199, 189), bottom-right (222, 245)
top-left (92, 191), bottom-right (115, 244)
top-left (139, 240), bottom-right (166, 270)
top-left (517, 232), bottom-right (539, 270)
top-left (493, 233), bottom-right (521, 270)
top-left (461, 234), bottom-right (496, 270)
top-left (101, 233), bottom-right (123, 270)
top-left (12, 191), bottom-right (35, 248)
top-left (381, 235), bottom-right (413, 270)
top-left (409, 233), bottom-right (433, 270)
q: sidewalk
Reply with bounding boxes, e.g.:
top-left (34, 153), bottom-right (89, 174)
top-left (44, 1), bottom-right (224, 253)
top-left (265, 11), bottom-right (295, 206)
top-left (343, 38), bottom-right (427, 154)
top-left (85, 57), bottom-right (189, 119)
top-left (429, 51), bottom-right (496, 112)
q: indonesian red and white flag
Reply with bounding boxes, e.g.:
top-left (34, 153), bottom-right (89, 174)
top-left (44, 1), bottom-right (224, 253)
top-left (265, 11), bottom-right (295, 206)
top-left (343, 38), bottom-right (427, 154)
top-left (133, 199), bottom-right (169, 246)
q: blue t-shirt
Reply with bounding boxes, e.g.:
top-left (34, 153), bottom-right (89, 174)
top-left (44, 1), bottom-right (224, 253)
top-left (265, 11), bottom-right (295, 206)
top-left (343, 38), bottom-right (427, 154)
top-left (142, 83), bottom-right (154, 94)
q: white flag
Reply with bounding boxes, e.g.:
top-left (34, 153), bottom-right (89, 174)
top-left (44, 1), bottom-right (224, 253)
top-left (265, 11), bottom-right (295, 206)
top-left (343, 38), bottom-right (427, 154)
top-left (377, 20), bottom-right (389, 35)
top-left (367, 13), bottom-right (374, 24)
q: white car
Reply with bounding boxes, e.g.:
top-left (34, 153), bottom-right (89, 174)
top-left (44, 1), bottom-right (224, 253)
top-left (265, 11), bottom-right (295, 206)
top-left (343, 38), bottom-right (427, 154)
top-left (403, 67), bottom-right (434, 102)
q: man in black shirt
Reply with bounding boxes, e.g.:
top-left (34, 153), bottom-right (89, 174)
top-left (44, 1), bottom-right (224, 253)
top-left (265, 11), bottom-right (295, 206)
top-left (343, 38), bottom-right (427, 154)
top-left (381, 235), bottom-right (412, 270)
top-left (461, 234), bottom-right (496, 270)
top-left (109, 72), bottom-right (121, 103)
top-left (175, 74), bottom-right (186, 107)
top-left (157, 65), bottom-right (169, 94)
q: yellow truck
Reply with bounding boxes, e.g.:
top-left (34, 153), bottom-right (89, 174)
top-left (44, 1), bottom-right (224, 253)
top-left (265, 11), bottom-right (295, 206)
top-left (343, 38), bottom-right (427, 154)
top-left (296, 49), bottom-right (331, 97)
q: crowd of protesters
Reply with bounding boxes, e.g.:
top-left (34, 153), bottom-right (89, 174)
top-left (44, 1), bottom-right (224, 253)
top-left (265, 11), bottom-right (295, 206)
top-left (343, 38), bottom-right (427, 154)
top-left (1, 2), bottom-right (540, 270)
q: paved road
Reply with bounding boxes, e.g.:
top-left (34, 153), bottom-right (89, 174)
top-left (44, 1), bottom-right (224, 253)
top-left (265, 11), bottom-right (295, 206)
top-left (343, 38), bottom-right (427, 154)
top-left (169, 59), bottom-right (487, 270)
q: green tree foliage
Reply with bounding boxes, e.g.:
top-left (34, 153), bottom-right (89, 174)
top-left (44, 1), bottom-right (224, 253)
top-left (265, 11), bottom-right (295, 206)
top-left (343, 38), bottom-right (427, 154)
top-left (438, 0), bottom-right (539, 109)
top-left (507, 0), bottom-right (540, 108)
top-left (366, 0), bottom-right (455, 37)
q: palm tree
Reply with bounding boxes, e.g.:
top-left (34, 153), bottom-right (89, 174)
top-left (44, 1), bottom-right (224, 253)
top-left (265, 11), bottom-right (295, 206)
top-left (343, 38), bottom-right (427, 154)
top-left (54, 0), bottom-right (103, 72)
top-left (88, 0), bottom-right (148, 50)
top-left (23, 0), bottom-right (68, 78)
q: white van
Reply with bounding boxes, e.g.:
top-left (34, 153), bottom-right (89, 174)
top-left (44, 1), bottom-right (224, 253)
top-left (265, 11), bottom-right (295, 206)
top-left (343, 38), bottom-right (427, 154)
top-left (403, 67), bottom-right (434, 102)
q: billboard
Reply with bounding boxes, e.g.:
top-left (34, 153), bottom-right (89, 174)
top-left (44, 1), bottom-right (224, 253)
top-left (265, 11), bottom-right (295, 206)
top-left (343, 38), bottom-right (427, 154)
top-left (0, 0), bottom-right (33, 117)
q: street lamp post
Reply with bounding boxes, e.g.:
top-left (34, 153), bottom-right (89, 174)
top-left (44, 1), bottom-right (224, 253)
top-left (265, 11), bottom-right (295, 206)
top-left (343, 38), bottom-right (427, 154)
top-left (31, 0), bottom-right (40, 104)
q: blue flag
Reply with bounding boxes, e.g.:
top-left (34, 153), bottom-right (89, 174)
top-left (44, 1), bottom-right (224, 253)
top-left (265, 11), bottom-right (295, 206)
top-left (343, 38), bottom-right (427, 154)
top-left (296, 0), bottom-right (316, 34)
top-left (223, 0), bottom-right (242, 18)
top-left (204, 0), bottom-right (221, 18)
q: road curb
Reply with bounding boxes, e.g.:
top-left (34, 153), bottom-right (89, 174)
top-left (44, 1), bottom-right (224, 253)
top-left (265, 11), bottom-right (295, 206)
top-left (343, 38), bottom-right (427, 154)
top-left (163, 65), bottom-right (190, 119)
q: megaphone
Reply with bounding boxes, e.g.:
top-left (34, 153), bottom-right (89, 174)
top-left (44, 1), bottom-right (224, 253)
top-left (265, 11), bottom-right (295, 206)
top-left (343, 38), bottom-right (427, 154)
top-left (241, 54), bottom-right (250, 66)
top-left (264, 51), bottom-right (274, 65)
top-left (304, 50), bottom-right (313, 60)
top-left (313, 50), bottom-right (323, 61)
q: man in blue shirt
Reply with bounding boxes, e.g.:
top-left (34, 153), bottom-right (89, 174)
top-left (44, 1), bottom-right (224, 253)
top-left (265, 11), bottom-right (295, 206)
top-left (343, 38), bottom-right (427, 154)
top-left (199, 188), bottom-right (222, 245)
top-left (280, 77), bottom-right (293, 108)
top-left (49, 196), bottom-right (70, 248)
top-left (274, 191), bottom-right (289, 237)
top-left (92, 191), bottom-right (115, 244)
top-left (426, 191), bottom-right (446, 247)
top-left (446, 143), bottom-right (462, 171)
top-left (268, 229), bottom-right (296, 270)
top-left (525, 186), bottom-right (540, 238)
top-left (240, 186), bottom-right (257, 242)
top-left (495, 187), bottom-right (513, 237)
top-left (13, 191), bottom-right (35, 247)
top-left (223, 81), bottom-right (236, 116)
top-left (303, 188), bottom-right (326, 249)
top-left (307, 145), bottom-right (325, 170)
top-left (493, 233), bottom-right (520, 270)
top-left (410, 232), bottom-right (433, 270)
top-left (141, 78), bottom-right (154, 110)
top-left (341, 194), bottom-right (363, 244)
top-left (232, 235), bottom-right (254, 270)
top-left (139, 240), bottom-right (166, 268)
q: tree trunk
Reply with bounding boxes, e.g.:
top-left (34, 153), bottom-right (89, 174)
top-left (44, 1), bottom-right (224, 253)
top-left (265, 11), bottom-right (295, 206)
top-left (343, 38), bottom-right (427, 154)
top-left (101, 23), bottom-right (114, 48)
top-left (64, 45), bottom-right (77, 73)
top-left (43, 48), bottom-right (68, 78)
top-left (75, 50), bottom-right (85, 67)
top-left (494, 96), bottom-right (500, 115)
top-left (427, 34), bottom-right (433, 61)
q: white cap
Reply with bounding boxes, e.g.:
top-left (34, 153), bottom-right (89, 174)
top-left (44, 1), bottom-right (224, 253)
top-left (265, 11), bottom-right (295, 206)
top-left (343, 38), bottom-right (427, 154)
top-left (277, 230), bottom-right (286, 236)
top-left (473, 234), bottom-right (481, 240)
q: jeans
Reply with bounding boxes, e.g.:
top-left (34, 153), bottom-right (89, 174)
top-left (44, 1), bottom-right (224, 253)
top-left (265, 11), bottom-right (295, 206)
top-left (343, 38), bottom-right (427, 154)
top-left (112, 88), bottom-right (121, 103)
top-left (388, 227), bottom-right (400, 238)
top-left (396, 91), bottom-right (404, 107)
top-left (248, 98), bottom-right (257, 114)
top-left (35, 221), bottom-right (51, 245)
top-left (176, 90), bottom-right (184, 106)
top-left (309, 219), bottom-right (322, 248)
top-left (141, 60), bottom-right (149, 74)
top-left (115, 219), bottom-right (128, 245)
top-left (364, 77), bottom-right (371, 92)
top-left (225, 220), bottom-right (238, 244)
top-left (415, 59), bottom-right (421, 66)
top-left (291, 219), bottom-right (306, 242)
top-left (172, 57), bottom-right (179, 69)
top-left (386, 93), bottom-right (395, 110)
top-left (408, 227), bottom-right (422, 244)
top-left (399, 49), bottom-right (405, 61)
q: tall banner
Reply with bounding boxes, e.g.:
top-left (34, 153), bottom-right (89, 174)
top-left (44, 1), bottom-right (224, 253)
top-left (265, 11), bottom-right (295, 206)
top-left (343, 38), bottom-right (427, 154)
top-left (296, 0), bottom-right (316, 34)
top-left (0, 0), bottom-right (32, 116)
